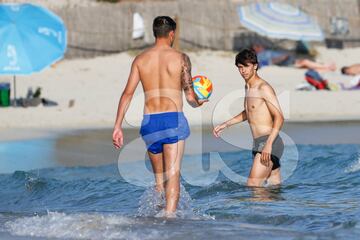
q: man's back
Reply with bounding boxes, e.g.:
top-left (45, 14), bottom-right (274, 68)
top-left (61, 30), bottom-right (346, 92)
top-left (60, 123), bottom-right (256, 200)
top-left (136, 46), bottom-right (184, 114)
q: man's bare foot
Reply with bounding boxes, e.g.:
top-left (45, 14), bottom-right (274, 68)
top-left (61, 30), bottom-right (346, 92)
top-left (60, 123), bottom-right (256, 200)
top-left (155, 209), bottom-right (177, 218)
top-left (164, 211), bottom-right (177, 218)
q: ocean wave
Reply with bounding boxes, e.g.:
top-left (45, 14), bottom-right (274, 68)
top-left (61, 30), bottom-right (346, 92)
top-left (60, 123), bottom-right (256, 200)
top-left (345, 154), bottom-right (360, 173)
top-left (0, 170), bottom-right (142, 214)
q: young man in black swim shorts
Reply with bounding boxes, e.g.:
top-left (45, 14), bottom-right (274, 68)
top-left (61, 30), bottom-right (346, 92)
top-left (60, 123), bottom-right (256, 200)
top-left (213, 48), bottom-right (284, 186)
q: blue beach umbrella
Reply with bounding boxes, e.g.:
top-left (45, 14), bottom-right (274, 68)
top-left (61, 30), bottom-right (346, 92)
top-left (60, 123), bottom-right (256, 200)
top-left (0, 3), bottom-right (67, 104)
top-left (237, 2), bottom-right (324, 42)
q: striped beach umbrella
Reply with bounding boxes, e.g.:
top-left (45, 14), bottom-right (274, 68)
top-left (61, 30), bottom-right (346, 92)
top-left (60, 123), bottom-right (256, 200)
top-left (0, 3), bottom-right (67, 104)
top-left (237, 2), bottom-right (324, 41)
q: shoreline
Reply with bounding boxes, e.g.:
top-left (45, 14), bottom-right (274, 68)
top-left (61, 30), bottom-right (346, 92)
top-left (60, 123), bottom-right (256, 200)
top-left (1, 119), bottom-right (360, 143)
top-left (1, 121), bottom-right (359, 173)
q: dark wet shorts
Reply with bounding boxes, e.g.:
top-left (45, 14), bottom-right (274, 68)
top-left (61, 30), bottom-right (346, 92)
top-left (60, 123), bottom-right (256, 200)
top-left (252, 135), bottom-right (284, 170)
top-left (140, 112), bottom-right (190, 154)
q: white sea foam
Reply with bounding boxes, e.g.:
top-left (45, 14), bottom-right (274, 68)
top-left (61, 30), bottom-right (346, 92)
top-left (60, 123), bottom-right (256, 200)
top-left (5, 212), bottom-right (161, 240)
top-left (345, 154), bottom-right (360, 173)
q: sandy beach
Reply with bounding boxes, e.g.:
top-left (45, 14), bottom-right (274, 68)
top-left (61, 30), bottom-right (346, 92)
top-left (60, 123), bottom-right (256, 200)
top-left (1, 46), bottom-right (360, 240)
top-left (0, 46), bottom-right (359, 133)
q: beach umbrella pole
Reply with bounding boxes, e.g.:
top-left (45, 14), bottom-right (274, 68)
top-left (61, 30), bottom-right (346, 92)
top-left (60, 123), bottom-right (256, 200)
top-left (13, 75), bottom-right (17, 107)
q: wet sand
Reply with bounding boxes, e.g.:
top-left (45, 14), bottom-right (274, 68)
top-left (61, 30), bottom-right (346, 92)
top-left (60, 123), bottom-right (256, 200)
top-left (1, 122), bottom-right (359, 174)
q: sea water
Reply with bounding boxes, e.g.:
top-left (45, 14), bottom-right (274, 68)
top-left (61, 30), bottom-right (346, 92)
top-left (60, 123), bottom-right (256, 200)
top-left (0, 127), bottom-right (359, 239)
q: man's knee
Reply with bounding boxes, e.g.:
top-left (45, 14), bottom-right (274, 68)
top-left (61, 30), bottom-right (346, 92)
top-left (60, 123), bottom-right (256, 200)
top-left (267, 179), bottom-right (281, 186)
top-left (165, 168), bottom-right (180, 180)
top-left (267, 170), bottom-right (281, 185)
top-left (247, 178), bottom-right (265, 187)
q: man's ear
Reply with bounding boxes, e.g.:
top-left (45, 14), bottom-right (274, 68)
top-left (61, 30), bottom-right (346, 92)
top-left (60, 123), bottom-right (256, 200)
top-left (169, 30), bottom-right (175, 39)
top-left (255, 63), bottom-right (259, 71)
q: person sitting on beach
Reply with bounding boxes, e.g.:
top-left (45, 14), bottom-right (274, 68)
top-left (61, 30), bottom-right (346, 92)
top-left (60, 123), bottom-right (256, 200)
top-left (253, 44), bottom-right (336, 72)
top-left (213, 48), bottom-right (284, 187)
top-left (112, 16), bottom-right (207, 217)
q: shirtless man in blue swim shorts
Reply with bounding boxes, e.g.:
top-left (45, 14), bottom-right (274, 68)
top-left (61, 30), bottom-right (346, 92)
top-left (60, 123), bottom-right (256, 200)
top-left (213, 49), bottom-right (284, 187)
top-left (112, 16), bottom-right (206, 217)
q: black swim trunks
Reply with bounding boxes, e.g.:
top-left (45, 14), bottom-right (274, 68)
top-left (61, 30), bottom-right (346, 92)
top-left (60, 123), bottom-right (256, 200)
top-left (252, 135), bottom-right (284, 170)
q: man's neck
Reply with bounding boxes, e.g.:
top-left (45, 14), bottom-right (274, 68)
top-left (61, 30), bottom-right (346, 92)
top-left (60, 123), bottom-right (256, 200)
top-left (246, 73), bottom-right (260, 88)
top-left (154, 38), bottom-right (172, 48)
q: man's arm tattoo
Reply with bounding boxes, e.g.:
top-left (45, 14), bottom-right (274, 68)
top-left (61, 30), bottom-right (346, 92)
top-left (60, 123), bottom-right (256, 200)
top-left (181, 53), bottom-right (193, 91)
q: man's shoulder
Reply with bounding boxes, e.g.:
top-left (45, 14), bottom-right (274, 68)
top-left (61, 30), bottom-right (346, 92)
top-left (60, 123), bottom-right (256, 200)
top-left (178, 51), bottom-right (190, 59)
top-left (139, 47), bottom-right (183, 58)
top-left (132, 48), bottom-right (155, 65)
top-left (163, 50), bottom-right (186, 65)
top-left (258, 80), bottom-right (275, 94)
top-left (168, 49), bottom-right (185, 59)
top-left (258, 79), bottom-right (271, 88)
top-left (136, 48), bottom-right (152, 59)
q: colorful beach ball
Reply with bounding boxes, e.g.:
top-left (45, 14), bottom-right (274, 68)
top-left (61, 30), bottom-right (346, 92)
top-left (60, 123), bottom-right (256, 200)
top-left (192, 75), bottom-right (213, 100)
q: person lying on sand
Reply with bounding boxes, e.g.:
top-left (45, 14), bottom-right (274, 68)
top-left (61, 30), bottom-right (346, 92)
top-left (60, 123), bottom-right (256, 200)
top-left (253, 44), bottom-right (336, 72)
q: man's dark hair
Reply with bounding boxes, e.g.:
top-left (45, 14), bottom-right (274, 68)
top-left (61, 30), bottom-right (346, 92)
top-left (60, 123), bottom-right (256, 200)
top-left (235, 48), bottom-right (258, 69)
top-left (153, 16), bottom-right (176, 38)
top-left (341, 66), bottom-right (348, 74)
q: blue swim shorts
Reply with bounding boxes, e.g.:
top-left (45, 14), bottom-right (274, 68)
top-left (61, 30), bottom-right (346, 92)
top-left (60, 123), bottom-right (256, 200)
top-left (140, 112), bottom-right (190, 154)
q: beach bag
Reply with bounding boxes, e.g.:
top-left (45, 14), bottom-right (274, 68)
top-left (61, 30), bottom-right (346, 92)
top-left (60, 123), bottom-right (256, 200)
top-left (305, 70), bottom-right (329, 90)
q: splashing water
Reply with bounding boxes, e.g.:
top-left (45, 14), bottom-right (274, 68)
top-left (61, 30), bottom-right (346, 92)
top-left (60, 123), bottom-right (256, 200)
top-left (4, 212), bottom-right (148, 240)
top-left (137, 184), bottom-right (194, 218)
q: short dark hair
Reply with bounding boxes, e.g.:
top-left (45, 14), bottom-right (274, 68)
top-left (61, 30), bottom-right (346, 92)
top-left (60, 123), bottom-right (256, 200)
top-left (235, 48), bottom-right (258, 69)
top-left (153, 16), bottom-right (176, 38)
top-left (341, 66), bottom-right (348, 74)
